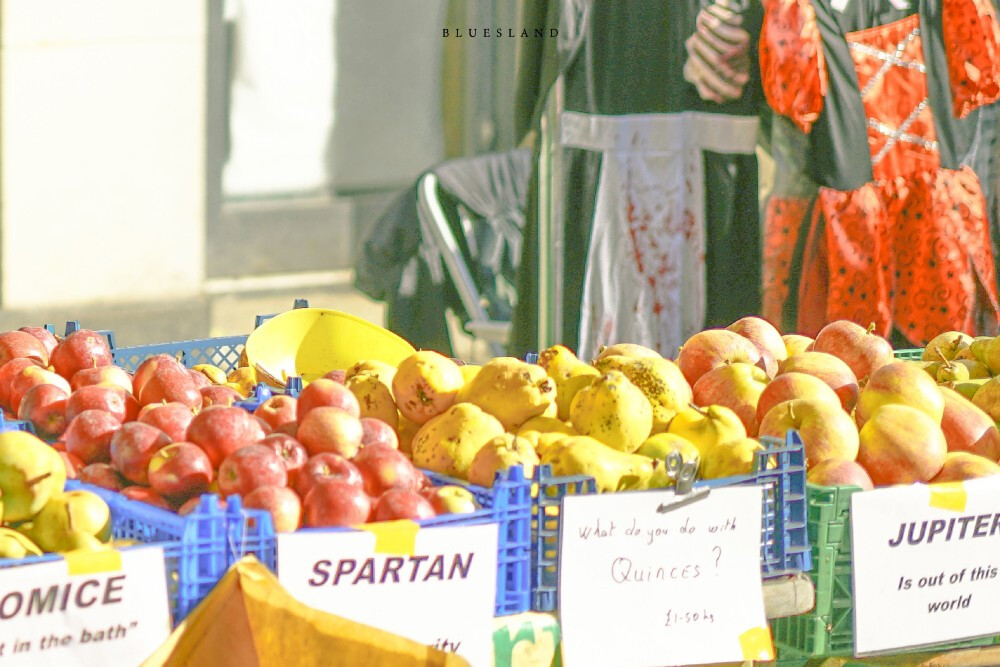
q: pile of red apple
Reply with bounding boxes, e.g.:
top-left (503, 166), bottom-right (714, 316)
top-left (0, 326), bottom-right (480, 533)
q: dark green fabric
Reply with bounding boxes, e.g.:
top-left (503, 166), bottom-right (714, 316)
top-left (509, 0), bottom-right (766, 357)
top-left (703, 151), bottom-right (764, 328)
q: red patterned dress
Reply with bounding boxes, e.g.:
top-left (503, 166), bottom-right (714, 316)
top-left (760, 0), bottom-right (1000, 345)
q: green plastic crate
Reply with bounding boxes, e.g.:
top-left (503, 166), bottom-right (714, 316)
top-left (771, 484), bottom-right (999, 664)
top-left (893, 348), bottom-right (923, 361)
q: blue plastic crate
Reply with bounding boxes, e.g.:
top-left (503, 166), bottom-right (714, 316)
top-left (529, 430), bottom-right (811, 612)
top-left (0, 480), bottom-right (272, 625)
top-left (252, 465), bottom-right (532, 617)
top-left (109, 299), bottom-right (310, 373)
top-left (234, 378), bottom-right (304, 413)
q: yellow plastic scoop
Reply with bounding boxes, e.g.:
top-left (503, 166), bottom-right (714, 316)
top-left (244, 308), bottom-right (416, 386)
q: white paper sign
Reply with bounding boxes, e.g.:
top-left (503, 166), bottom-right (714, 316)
top-left (558, 486), bottom-right (773, 667)
top-left (852, 478), bottom-right (1000, 655)
top-left (0, 547), bottom-right (171, 666)
top-left (278, 522), bottom-right (498, 667)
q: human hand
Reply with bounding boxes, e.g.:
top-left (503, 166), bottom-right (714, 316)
top-left (683, 0), bottom-right (752, 103)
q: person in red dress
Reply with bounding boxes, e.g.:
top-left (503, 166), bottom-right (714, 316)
top-left (759, 0), bottom-right (1000, 346)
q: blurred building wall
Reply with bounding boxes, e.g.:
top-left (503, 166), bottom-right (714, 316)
top-left (1, 0), bottom-right (206, 308)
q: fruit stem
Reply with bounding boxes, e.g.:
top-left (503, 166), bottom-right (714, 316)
top-left (935, 346), bottom-right (953, 368)
top-left (866, 322), bottom-right (876, 336)
top-left (688, 403), bottom-right (708, 417)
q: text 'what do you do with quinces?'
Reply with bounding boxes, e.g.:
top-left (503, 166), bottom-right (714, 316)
top-left (558, 486), bottom-right (772, 667)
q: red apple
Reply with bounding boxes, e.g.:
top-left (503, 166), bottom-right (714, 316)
top-left (64, 409), bottom-right (121, 463)
top-left (857, 404), bottom-right (947, 486)
top-left (9, 366), bottom-right (71, 415)
top-left (303, 478), bottom-right (372, 527)
top-left (185, 405), bottom-right (267, 468)
top-left (371, 489), bottom-right (436, 522)
top-left (0, 330), bottom-right (48, 367)
top-left (147, 441), bottom-right (215, 502)
top-left (295, 452), bottom-right (363, 500)
top-left (322, 370), bottom-right (347, 384)
top-left (138, 363), bottom-right (202, 410)
top-left (132, 354), bottom-right (182, 398)
top-left (66, 384), bottom-right (139, 424)
top-left (421, 485), bottom-right (479, 515)
top-left (109, 421), bottom-right (172, 484)
top-left (178, 495), bottom-right (227, 516)
top-left (691, 362), bottom-right (769, 436)
top-left (188, 369), bottom-right (212, 390)
top-left (138, 401), bottom-right (195, 443)
top-left (296, 378), bottom-right (361, 421)
top-left (360, 417), bottom-right (399, 450)
top-left (18, 326), bottom-right (59, 358)
top-left (939, 386), bottom-right (1000, 460)
top-left (17, 383), bottom-right (69, 438)
top-left (59, 451), bottom-right (84, 479)
top-left (353, 443), bottom-right (423, 497)
top-left (755, 372), bottom-right (843, 426)
top-left (50, 329), bottom-right (112, 381)
top-left (218, 443), bottom-right (288, 497)
top-left (676, 329), bottom-right (767, 386)
top-left (807, 458), bottom-right (875, 490)
top-left (297, 406), bottom-right (363, 457)
top-left (727, 316), bottom-right (787, 363)
top-left (254, 395), bottom-right (298, 431)
top-left (254, 415), bottom-right (273, 436)
top-left (0, 358), bottom-right (43, 410)
top-left (856, 361), bottom-right (944, 427)
top-left (276, 421), bottom-right (298, 438)
top-left (261, 433), bottom-right (308, 487)
top-left (811, 320), bottom-right (894, 384)
top-left (70, 365), bottom-right (133, 394)
top-left (79, 462), bottom-right (127, 491)
top-left (244, 485), bottom-right (302, 532)
top-left (758, 398), bottom-right (860, 469)
top-left (120, 486), bottom-right (174, 511)
top-left (199, 385), bottom-right (243, 408)
top-left (776, 351), bottom-right (860, 412)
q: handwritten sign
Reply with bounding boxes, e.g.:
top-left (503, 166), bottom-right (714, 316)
top-left (558, 486), bottom-right (772, 667)
top-left (278, 522), bottom-right (497, 666)
top-left (0, 547), bottom-right (171, 666)
top-left (852, 479), bottom-right (1000, 655)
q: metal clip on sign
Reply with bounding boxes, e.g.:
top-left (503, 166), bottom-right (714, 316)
top-left (656, 452), bottom-right (710, 514)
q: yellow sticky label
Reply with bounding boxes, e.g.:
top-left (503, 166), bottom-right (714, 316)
top-left (929, 482), bottom-right (967, 512)
top-left (356, 520), bottom-right (420, 555)
top-left (739, 626), bottom-right (774, 661)
top-left (65, 548), bottom-right (123, 575)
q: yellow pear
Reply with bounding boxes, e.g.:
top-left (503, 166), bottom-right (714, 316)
top-left (456, 357), bottom-right (556, 431)
top-left (0, 430), bottom-right (67, 522)
top-left (973, 337), bottom-right (1000, 375)
top-left (636, 433), bottom-right (700, 471)
top-left (459, 364), bottom-right (482, 384)
top-left (396, 413), bottom-right (420, 457)
top-left (972, 378), bottom-right (1000, 422)
top-left (667, 405), bottom-right (747, 459)
top-left (345, 371), bottom-right (398, 429)
top-left (468, 433), bottom-right (540, 487)
top-left (0, 528), bottom-right (42, 558)
top-left (518, 416), bottom-right (576, 436)
top-left (25, 490), bottom-right (112, 553)
top-left (537, 345), bottom-right (600, 420)
top-left (392, 350), bottom-right (465, 425)
top-left (541, 435), bottom-right (654, 492)
top-left (701, 438), bottom-right (764, 479)
top-left (954, 359), bottom-right (991, 379)
top-left (227, 366), bottom-right (258, 396)
top-left (410, 403), bottom-right (505, 479)
top-left (593, 343), bottom-right (661, 362)
top-left (953, 378), bottom-right (991, 401)
top-left (345, 359), bottom-right (397, 387)
top-left (593, 355), bottom-right (693, 433)
top-left (922, 332), bottom-right (974, 361)
top-left (191, 364), bottom-right (227, 385)
top-left (570, 371), bottom-right (652, 453)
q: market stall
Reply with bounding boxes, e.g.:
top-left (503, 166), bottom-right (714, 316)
top-left (0, 304), bottom-right (999, 666)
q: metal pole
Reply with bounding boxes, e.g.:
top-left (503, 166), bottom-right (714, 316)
top-left (537, 75), bottom-right (564, 352)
